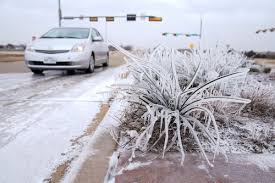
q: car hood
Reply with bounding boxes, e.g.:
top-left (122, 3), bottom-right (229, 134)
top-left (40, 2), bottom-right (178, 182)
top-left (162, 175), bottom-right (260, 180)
top-left (31, 38), bottom-right (88, 50)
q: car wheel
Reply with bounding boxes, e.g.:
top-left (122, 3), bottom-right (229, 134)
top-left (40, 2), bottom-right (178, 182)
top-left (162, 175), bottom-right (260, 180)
top-left (86, 55), bottom-right (95, 73)
top-left (31, 69), bottom-right (43, 74)
top-left (103, 53), bottom-right (109, 67)
top-left (67, 70), bottom-right (75, 75)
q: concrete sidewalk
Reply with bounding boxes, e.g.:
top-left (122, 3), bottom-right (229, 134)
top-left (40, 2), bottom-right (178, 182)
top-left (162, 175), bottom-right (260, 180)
top-left (113, 151), bottom-right (275, 183)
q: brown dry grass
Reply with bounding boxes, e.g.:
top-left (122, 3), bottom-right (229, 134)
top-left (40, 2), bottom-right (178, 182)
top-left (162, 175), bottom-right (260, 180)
top-left (109, 51), bottom-right (126, 67)
top-left (253, 58), bottom-right (275, 67)
top-left (43, 158), bottom-right (74, 183)
top-left (0, 51), bottom-right (24, 62)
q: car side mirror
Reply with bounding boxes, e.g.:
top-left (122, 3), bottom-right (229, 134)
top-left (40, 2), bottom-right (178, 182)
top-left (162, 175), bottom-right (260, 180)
top-left (92, 36), bottom-right (103, 42)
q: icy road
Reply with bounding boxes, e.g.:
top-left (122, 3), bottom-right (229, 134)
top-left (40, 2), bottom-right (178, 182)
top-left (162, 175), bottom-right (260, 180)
top-left (0, 68), bottom-right (119, 183)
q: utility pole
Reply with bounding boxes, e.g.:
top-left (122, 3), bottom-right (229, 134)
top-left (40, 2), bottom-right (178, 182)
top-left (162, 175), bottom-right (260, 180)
top-left (199, 16), bottom-right (202, 40)
top-left (105, 21), bottom-right (108, 42)
top-left (199, 16), bottom-right (203, 49)
top-left (58, 0), bottom-right (62, 27)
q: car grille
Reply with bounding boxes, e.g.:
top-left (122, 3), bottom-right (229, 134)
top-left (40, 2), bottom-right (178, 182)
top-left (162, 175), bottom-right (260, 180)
top-left (28, 61), bottom-right (72, 66)
top-left (34, 50), bottom-right (70, 54)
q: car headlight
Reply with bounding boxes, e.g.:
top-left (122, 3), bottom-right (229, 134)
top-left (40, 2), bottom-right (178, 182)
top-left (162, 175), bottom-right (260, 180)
top-left (71, 43), bottom-right (86, 52)
top-left (26, 45), bottom-right (35, 52)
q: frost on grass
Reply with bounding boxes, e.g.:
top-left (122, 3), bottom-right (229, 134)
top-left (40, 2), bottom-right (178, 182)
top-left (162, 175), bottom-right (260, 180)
top-left (110, 44), bottom-right (257, 167)
top-left (240, 77), bottom-right (275, 118)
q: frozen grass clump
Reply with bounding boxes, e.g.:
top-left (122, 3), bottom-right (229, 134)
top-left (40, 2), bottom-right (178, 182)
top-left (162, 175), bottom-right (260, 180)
top-left (240, 77), bottom-right (275, 118)
top-left (176, 46), bottom-right (249, 93)
top-left (131, 46), bottom-right (250, 115)
top-left (112, 44), bottom-right (250, 166)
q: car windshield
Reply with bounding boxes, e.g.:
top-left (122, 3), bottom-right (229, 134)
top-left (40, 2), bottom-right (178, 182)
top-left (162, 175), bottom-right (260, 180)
top-left (41, 28), bottom-right (90, 39)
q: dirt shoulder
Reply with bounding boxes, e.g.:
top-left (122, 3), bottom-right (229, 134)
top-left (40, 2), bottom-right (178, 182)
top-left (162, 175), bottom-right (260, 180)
top-left (0, 51), bottom-right (24, 62)
top-left (253, 58), bottom-right (275, 68)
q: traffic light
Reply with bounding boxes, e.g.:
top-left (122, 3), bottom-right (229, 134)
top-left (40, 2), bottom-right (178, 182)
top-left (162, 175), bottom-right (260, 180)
top-left (162, 32), bottom-right (169, 36)
top-left (127, 14), bottom-right (136, 21)
top-left (149, 16), bottom-right (162, 22)
top-left (106, 17), bottom-right (114, 22)
top-left (90, 17), bottom-right (98, 22)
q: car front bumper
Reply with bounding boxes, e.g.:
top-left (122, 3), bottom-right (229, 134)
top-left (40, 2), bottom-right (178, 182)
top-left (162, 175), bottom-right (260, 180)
top-left (25, 51), bottom-right (90, 70)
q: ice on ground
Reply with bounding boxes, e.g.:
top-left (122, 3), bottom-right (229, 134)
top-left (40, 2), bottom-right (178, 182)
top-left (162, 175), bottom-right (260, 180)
top-left (117, 161), bottom-right (152, 175)
top-left (198, 164), bottom-right (208, 171)
top-left (241, 154), bottom-right (275, 171)
top-left (61, 100), bottom-right (124, 183)
top-left (0, 67), bottom-right (122, 183)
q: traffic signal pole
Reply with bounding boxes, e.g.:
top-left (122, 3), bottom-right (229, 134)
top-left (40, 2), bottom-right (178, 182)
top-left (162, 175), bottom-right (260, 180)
top-left (58, 0), bottom-right (62, 27)
top-left (199, 16), bottom-right (203, 49)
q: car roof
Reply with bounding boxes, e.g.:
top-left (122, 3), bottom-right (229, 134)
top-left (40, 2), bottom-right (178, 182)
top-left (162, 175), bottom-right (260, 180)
top-left (52, 27), bottom-right (94, 30)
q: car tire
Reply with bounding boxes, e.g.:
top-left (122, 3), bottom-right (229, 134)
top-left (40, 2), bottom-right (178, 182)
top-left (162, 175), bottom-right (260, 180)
top-left (103, 53), bottom-right (109, 67)
top-left (86, 55), bottom-right (95, 73)
top-left (31, 69), bottom-right (43, 74)
top-left (67, 70), bottom-right (75, 75)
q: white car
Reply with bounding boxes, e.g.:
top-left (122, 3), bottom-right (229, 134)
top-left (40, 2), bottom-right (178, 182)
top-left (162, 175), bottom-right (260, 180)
top-left (25, 27), bottom-right (109, 74)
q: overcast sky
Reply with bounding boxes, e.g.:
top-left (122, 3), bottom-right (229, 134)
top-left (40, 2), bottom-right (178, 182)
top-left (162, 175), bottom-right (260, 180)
top-left (0, 0), bottom-right (274, 51)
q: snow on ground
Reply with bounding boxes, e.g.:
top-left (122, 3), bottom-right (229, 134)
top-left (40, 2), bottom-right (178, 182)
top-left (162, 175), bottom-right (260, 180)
top-left (0, 67), bottom-right (121, 183)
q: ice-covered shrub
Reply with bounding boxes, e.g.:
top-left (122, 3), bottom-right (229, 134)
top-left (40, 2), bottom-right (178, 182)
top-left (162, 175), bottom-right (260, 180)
top-left (240, 78), bottom-right (275, 117)
top-left (131, 45), bottom-right (249, 113)
top-left (175, 46), bottom-right (249, 91)
top-left (111, 44), bottom-right (250, 166)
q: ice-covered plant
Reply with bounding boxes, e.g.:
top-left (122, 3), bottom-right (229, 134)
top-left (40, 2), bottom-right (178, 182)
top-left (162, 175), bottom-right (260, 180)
top-left (240, 77), bottom-right (274, 117)
top-left (111, 44), bottom-right (251, 166)
top-left (178, 46), bottom-right (248, 82)
top-left (176, 46), bottom-right (250, 115)
top-left (129, 45), bottom-right (249, 104)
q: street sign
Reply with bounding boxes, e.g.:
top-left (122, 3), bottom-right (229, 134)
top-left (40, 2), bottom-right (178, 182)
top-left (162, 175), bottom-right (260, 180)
top-left (162, 32), bottom-right (200, 37)
top-left (63, 16), bottom-right (74, 20)
top-left (127, 14), bottom-right (136, 21)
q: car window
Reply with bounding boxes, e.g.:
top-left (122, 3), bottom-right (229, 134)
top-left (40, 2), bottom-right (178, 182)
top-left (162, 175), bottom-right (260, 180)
top-left (41, 28), bottom-right (90, 39)
top-left (95, 30), bottom-right (102, 38)
top-left (91, 29), bottom-right (98, 39)
top-left (93, 29), bottom-right (103, 41)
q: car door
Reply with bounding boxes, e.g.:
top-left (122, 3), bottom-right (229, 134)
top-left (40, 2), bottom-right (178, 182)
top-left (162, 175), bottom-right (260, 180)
top-left (91, 29), bottom-right (103, 64)
top-left (93, 29), bottom-right (108, 63)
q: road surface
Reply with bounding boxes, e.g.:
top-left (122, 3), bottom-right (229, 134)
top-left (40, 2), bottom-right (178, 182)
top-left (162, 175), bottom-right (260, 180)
top-left (0, 66), bottom-right (122, 183)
